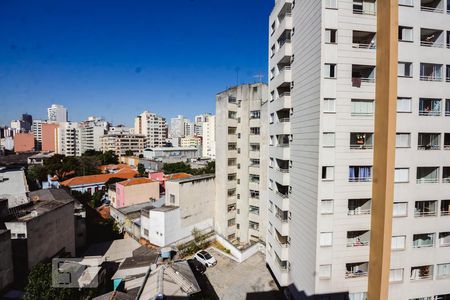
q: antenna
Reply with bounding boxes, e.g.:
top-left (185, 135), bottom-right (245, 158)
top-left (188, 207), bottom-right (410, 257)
top-left (253, 73), bottom-right (264, 83)
top-left (234, 67), bottom-right (240, 86)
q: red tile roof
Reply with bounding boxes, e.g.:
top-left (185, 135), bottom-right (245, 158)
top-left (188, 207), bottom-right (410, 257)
top-left (60, 170), bottom-right (137, 187)
top-left (117, 177), bottom-right (155, 187)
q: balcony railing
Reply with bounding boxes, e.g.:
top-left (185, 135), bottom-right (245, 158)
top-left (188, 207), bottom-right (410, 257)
top-left (347, 239), bottom-right (369, 247)
top-left (420, 6), bottom-right (444, 13)
top-left (443, 177), bottom-right (450, 183)
top-left (279, 118), bottom-right (290, 123)
top-left (419, 110), bottom-right (441, 116)
top-left (350, 144), bottom-right (373, 150)
top-left (416, 177), bottom-right (439, 183)
top-left (277, 143), bottom-right (290, 147)
top-left (352, 43), bottom-right (376, 49)
top-left (414, 210), bottom-right (437, 217)
top-left (420, 41), bottom-right (444, 47)
top-left (346, 269), bottom-right (368, 278)
top-left (349, 177), bottom-right (372, 182)
top-left (418, 144), bottom-right (440, 150)
top-left (420, 75), bottom-right (442, 82)
top-left (276, 191), bottom-right (289, 198)
top-left (348, 208), bottom-right (371, 215)
top-left (277, 167), bottom-right (290, 173)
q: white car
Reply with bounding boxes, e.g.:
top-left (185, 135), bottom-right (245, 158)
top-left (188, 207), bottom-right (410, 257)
top-left (194, 250), bottom-right (217, 267)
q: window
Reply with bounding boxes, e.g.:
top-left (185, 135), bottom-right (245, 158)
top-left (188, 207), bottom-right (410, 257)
top-left (322, 166), bottom-right (334, 181)
top-left (399, 26), bottom-right (413, 42)
top-left (410, 265), bottom-right (433, 280)
top-left (349, 292), bottom-right (368, 300)
top-left (351, 99), bottom-right (374, 116)
top-left (324, 98), bottom-right (336, 113)
top-left (398, 62), bottom-right (413, 77)
top-left (324, 64), bottom-right (337, 78)
top-left (228, 218), bottom-right (236, 226)
top-left (250, 127), bottom-right (260, 135)
top-left (319, 264), bottom-right (332, 279)
top-left (320, 232), bottom-right (333, 246)
top-left (390, 268), bottom-right (404, 282)
top-left (437, 263), bottom-right (450, 279)
top-left (323, 132), bottom-right (335, 147)
top-left (392, 235), bottom-right (406, 250)
top-left (397, 97), bottom-right (412, 112)
top-left (399, 0), bottom-right (413, 6)
top-left (250, 110), bottom-right (260, 119)
top-left (393, 202), bottom-right (408, 217)
top-left (249, 221), bottom-right (259, 230)
top-left (325, 29), bottom-right (337, 44)
top-left (170, 194), bottom-right (175, 204)
top-left (143, 229), bottom-right (149, 237)
top-left (396, 133), bottom-right (411, 148)
top-left (413, 233), bottom-right (435, 248)
top-left (324, 0), bottom-right (337, 9)
top-left (349, 166), bottom-right (372, 182)
top-left (395, 168), bottom-right (410, 183)
top-left (321, 199), bottom-right (334, 214)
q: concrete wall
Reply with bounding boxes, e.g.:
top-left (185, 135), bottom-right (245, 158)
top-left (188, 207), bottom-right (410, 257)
top-left (41, 123), bottom-right (58, 152)
top-left (14, 133), bottom-right (35, 153)
top-left (0, 230), bottom-right (14, 290)
top-left (114, 181), bottom-right (159, 209)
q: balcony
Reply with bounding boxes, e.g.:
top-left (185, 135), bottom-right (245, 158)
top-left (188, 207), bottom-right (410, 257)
top-left (439, 232), bottom-right (450, 247)
top-left (410, 265), bottom-right (433, 281)
top-left (421, 28), bottom-right (444, 47)
top-left (346, 262), bottom-right (369, 278)
top-left (352, 65), bottom-right (376, 87)
top-left (418, 133), bottom-right (441, 150)
top-left (352, 30), bottom-right (376, 49)
top-left (413, 233), bottom-right (435, 248)
top-left (272, 38), bottom-right (292, 66)
top-left (277, 108), bottom-right (291, 124)
top-left (275, 252), bottom-right (289, 272)
top-left (353, 0), bottom-right (376, 15)
top-left (420, 63), bottom-right (443, 81)
top-left (446, 99), bottom-right (450, 116)
top-left (275, 207), bottom-right (290, 223)
top-left (272, 65), bottom-right (292, 89)
top-left (348, 199), bottom-right (371, 215)
top-left (441, 200), bottom-right (450, 216)
top-left (350, 132), bottom-right (373, 149)
top-left (276, 134), bottom-right (290, 148)
top-left (419, 98), bottom-right (442, 116)
top-left (349, 166), bottom-right (372, 182)
top-left (347, 230), bottom-right (370, 247)
top-left (274, 230), bottom-right (289, 260)
top-left (416, 167), bottom-right (439, 183)
top-left (414, 200), bottom-right (437, 217)
top-left (443, 167), bottom-right (450, 183)
top-left (421, 0), bottom-right (444, 13)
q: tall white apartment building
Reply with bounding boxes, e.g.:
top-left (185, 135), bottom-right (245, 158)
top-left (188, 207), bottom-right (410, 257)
top-left (79, 116), bottom-right (109, 153)
top-left (170, 115), bottom-right (190, 138)
top-left (202, 115), bottom-right (216, 159)
top-left (215, 83), bottom-right (268, 245)
top-left (267, 1), bottom-right (450, 299)
top-left (100, 133), bottom-right (145, 156)
top-left (32, 120), bottom-right (43, 150)
top-left (134, 111), bottom-right (167, 148)
top-left (47, 104), bottom-right (68, 123)
top-left (194, 113), bottom-right (212, 136)
top-left (55, 122), bottom-right (80, 156)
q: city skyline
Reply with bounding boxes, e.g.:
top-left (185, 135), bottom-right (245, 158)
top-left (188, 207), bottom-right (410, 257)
top-left (0, 0), bottom-right (272, 126)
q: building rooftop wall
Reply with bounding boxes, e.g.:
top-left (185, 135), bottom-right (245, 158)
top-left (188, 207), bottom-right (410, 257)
top-left (117, 178), bottom-right (155, 187)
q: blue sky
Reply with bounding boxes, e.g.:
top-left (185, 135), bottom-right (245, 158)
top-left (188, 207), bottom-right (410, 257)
top-left (0, 0), bottom-right (272, 126)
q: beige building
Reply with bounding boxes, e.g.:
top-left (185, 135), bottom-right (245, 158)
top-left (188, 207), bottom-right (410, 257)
top-left (111, 178), bottom-right (160, 209)
top-left (201, 115), bottom-right (216, 159)
top-left (215, 83), bottom-right (268, 246)
top-left (100, 133), bottom-right (145, 156)
top-left (134, 111), bottom-right (167, 148)
top-left (55, 122), bottom-right (80, 156)
top-left (180, 135), bottom-right (202, 148)
top-left (267, 0), bottom-right (450, 299)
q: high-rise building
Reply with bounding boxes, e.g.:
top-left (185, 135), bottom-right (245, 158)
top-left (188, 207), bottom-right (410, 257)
top-left (55, 122), bottom-right (80, 156)
top-left (202, 115), bottom-right (216, 159)
top-left (170, 115), bottom-right (187, 139)
top-left (41, 123), bottom-right (59, 152)
top-left (100, 133), bottom-right (145, 156)
top-left (215, 83), bottom-right (268, 245)
top-left (134, 111), bottom-right (167, 149)
top-left (47, 104), bottom-right (68, 123)
top-left (79, 116), bottom-right (109, 154)
top-left (267, 1), bottom-right (450, 299)
top-left (32, 120), bottom-right (43, 151)
top-left (194, 113), bottom-right (213, 136)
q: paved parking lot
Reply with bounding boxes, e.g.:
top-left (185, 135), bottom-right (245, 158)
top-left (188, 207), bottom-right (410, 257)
top-left (203, 248), bottom-right (283, 300)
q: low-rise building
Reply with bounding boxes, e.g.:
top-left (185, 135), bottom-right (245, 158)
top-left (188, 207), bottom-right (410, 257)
top-left (1, 189), bottom-right (76, 284)
top-left (100, 134), bottom-right (145, 157)
top-left (0, 229), bottom-right (14, 291)
top-left (143, 147), bottom-right (198, 162)
top-left (148, 172), bottom-right (192, 193)
top-left (0, 168), bottom-right (29, 208)
top-left (180, 135), bottom-right (202, 148)
top-left (60, 168), bottom-right (137, 195)
top-left (140, 174), bottom-right (215, 247)
top-left (13, 133), bottom-right (35, 153)
top-left (111, 178), bottom-right (159, 209)
top-left (27, 152), bottom-right (54, 166)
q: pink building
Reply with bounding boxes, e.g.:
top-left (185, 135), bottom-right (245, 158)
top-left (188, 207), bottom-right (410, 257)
top-left (14, 133), bottom-right (35, 152)
top-left (148, 172), bottom-right (192, 193)
top-left (112, 178), bottom-right (160, 209)
top-left (41, 123), bottom-right (58, 152)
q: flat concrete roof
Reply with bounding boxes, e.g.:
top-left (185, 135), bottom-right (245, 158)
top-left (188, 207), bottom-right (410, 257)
top-left (0, 168), bottom-right (29, 207)
top-left (151, 205), bottom-right (178, 212)
top-left (144, 147), bottom-right (197, 151)
top-left (170, 173), bottom-right (215, 184)
top-left (117, 201), bottom-right (155, 215)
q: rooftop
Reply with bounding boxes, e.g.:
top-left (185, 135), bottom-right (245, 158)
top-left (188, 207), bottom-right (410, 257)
top-left (144, 147), bottom-right (198, 151)
top-left (117, 177), bottom-right (155, 187)
top-left (164, 172), bottom-right (192, 181)
top-left (151, 205), bottom-right (178, 212)
top-left (170, 173), bottom-right (215, 184)
top-left (60, 169), bottom-right (137, 187)
top-left (117, 201), bottom-right (155, 215)
top-left (0, 168), bottom-right (29, 207)
top-left (27, 152), bottom-right (55, 159)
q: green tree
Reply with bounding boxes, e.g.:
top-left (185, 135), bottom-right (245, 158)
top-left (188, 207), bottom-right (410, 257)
top-left (137, 163), bottom-right (146, 176)
top-left (124, 150), bottom-right (134, 156)
top-left (91, 190), bottom-right (104, 208)
top-left (192, 161), bottom-right (215, 175)
top-left (100, 151), bottom-right (118, 165)
top-left (162, 162), bottom-right (192, 174)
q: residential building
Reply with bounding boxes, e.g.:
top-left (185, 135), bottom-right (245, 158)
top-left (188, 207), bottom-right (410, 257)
top-left (60, 167), bottom-right (137, 195)
top-left (10, 120), bottom-right (26, 133)
top-left (143, 147), bottom-right (199, 162)
top-left (79, 116), bottom-right (109, 153)
top-left (32, 120), bottom-right (43, 150)
top-left (140, 174), bottom-right (215, 247)
top-left (194, 113), bottom-right (212, 136)
top-left (41, 123), bottom-right (58, 152)
top-left (148, 172), bottom-right (192, 193)
top-left (0, 230), bottom-right (14, 290)
top-left (47, 104), bottom-right (68, 122)
top-left (108, 125), bottom-right (134, 135)
top-left (100, 133), bottom-right (145, 156)
top-left (202, 115), bottom-right (216, 159)
top-left (111, 178), bottom-right (160, 209)
top-left (0, 168), bottom-right (29, 208)
top-left (215, 83), bottom-right (268, 246)
top-left (21, 114), bottom-right (32, 132)
top-left (267, 1), bottom-right (450, 299)
top-left (109, 202), bottom-right (157, 240)
top-left (134, 111), bottom-right (167, 148)
top-left (13, 133), bottom-right (35, 152)
top-left (180, 135), bottom-right (202, 148)
top-left (27, 152), bottom-right (55, 166)
top-left (170, 115), bottom-right (188, 139)
top-left (55, 122), bottom-right (80, 156)
top-left (1, 189), bottom-right (76, 284)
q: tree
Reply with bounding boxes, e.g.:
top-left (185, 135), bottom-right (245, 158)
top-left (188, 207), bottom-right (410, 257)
top-left (124, 150), bottom-right (134, 156)
top-left (162, 162), bottom-right (192, 174)
top-left (192, 161), bottom-right (215, 175)
top-left (91, 190), bottom-right (104, 208)
top-left (137, 163), bottom-right (146, 176)
top-left (100, 151), bottom-right (118, 165)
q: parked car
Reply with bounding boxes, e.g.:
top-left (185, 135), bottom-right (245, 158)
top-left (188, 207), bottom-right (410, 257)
top-left (188, 258), bottom-right (206, 274)
top-left (194, 250), bottom-right (217, 267)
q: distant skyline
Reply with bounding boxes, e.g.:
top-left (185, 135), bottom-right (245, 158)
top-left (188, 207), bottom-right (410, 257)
top-left (0, 0), bottom-right (272, 126)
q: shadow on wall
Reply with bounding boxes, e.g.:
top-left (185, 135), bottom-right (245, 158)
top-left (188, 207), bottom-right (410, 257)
top-left (282, 285), bottom-right (350, 300)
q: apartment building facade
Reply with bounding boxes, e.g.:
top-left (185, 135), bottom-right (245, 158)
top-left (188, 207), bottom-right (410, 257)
top-left (267, 0), bottom-right (450, 299)
top-left (55, 122), bottom-right (80, 156)
top-left (202, 115), bottom-right (216, 159)
top-left (215, 83), bottom-right (268, 246)
top-left (32, 120), bottom-right (43, 150)
top-left (100, 133), bottom-right (145, 156)
top-left (134, 111), bottom-right (167, 148)
top-left (47, 104), bottom-right (68, 123)
top-left (79, 117), bottom-right (109, 153)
